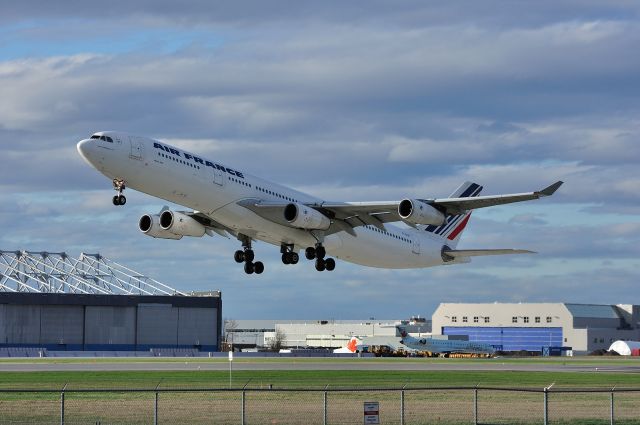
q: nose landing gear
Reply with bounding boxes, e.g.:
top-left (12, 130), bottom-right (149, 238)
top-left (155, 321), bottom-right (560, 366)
top-left (112, 179), bottom-right (127, 206)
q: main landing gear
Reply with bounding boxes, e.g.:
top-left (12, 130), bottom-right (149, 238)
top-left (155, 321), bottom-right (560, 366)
top-left (112, 179), bottom-right (127, 206)
top-left (305, 244), bottom-right (336, 272)
top-left (234, 237), bottom-right (264, 275)
top-left (280, 244), bottom-right (299, 265)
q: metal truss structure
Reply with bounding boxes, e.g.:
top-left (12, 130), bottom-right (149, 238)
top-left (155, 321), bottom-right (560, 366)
top-left (0, 250), bottom-right (186, 296)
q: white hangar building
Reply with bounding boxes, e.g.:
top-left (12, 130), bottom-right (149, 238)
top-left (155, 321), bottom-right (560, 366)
top-left (432, 303), bottom-right (640, 353)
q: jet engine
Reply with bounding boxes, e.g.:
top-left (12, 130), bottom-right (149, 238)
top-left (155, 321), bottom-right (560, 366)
top-left (398, 199), bottom-right (446, 226)
top-left (159, 210), bottom-right (206, 237)
top-left (138, 214), bottom-right (182, 240)
top-left (283, 203), bottom-right (331, 230)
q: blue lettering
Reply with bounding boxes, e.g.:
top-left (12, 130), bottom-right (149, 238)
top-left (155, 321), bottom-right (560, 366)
top-left (226, 168), bottom-right (236, 176)
top-left (169, 148), bottom-right (181, 156)
top-left (184, 153), bottom-right (193, 160)
top-left (205, 160), bottom-right (215, 168)
top-left (236, 171), bottom-right (244, 179)
top-left (194, 157), bottom-right (204, 165)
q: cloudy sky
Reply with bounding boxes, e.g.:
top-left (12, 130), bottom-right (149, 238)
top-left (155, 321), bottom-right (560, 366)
top-left (1, 1), bottom-right (639, 320)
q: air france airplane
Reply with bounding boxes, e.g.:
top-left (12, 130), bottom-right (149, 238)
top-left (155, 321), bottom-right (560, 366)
top-left (77, 132), bottom-right (562, 275)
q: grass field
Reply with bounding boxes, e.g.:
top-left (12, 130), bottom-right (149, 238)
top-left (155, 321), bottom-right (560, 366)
top-left (1, 358), bottom-right (638, 424)
top-left (0, 356), bottom-right (638, 390)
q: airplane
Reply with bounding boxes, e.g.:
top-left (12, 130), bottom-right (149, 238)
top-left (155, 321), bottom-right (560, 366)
top-left (397, 326), bottom-right (496, 356)
top-left (76, 131), bottom-right (563, 275)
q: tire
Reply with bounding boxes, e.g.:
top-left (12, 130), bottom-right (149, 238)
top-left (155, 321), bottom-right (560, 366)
top-left (118, 195), bottom-right (127, 205)
top-left (244, 262), bottom-right (254, 274)
top-left (112, 196), bottom-right (120, 206)
top-left (281, 253), bottom-right (290, 265)
top-left (254, 261), bottom-right (264, 274)
top-left (325, 258), bottom-right (335, 271)
top-left (234, 250), bottom-right (245, 263)
top-left (244, 249), bottom-right (255, 263)
top-left (316, 246), bottom-right (326, 259)
top-left (315, 259), bottom-right (326, 272)
top-left (305, 247), bottom-right (316, 260)
top-left (291, 252), bottom-right (299, 264)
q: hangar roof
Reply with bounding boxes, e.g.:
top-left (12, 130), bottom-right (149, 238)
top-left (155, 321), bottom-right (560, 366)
top-left (0, 250), bottom-right (185, 296)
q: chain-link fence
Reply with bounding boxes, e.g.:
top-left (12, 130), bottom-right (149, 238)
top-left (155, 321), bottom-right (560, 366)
top-left (1, 386), bottom-right (639, 424)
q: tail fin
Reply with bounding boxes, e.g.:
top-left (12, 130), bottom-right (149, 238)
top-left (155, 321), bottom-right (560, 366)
top-left (346, 337), bottom-right (358, 353)
top-left (422, 182), bottom-right (482, 248)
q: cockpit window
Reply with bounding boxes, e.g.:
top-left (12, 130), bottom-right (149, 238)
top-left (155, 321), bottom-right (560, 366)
top-left (90, 134), bottom-right (100, 139)
top-left (98, 135), bottom-right (113, 143)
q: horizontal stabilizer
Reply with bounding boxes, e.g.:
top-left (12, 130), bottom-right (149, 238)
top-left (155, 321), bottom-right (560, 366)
top-left (443, 249), bottom-right (535, 259)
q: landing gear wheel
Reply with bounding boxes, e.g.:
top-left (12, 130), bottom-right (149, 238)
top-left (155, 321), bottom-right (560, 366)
top-left (234, 250), bottom-right (245, 263)
top-left (282, 253), bottom-right (291, 265)
top-left (325, 258), bottom-right (335, 271)
top-left (305, 247), bottom-right (316, 260)
top-left (244, 262), bottom-right (255, 274)
top-left (316, 246), bottom-right (326, 259)
top-left (112, 196), bottom-right (120, 206)
top-left (290, 252), bottom-right (299, 264)
top-left (315, 258), bottom-right (326, 272)
top-left (244, 249), bottom-right (255, 263)
top-left (118, 195), bottom-right (126, 205)
top-left (254, 262), bottom-right (264, 274)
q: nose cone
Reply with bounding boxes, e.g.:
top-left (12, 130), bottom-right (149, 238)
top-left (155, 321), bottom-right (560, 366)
top-left (77, 138), bottom-right (95, 165)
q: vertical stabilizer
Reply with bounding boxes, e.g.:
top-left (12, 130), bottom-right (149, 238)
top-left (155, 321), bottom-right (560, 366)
top-left (422, 182), bottom-right (482, 248)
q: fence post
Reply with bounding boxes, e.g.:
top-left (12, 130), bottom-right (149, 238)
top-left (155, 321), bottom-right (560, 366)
top-left (543, 387), bottom-right (549, 425)
top-left (474, 387), bottom-right (478, 425)
top-left (323, 388), bottom-right (328, 425)
top-left (610, 388), bottom-right (615, 425)
top-left (60, 383), bottom-right (67, 425)
top-left (154, 392), bottom-right (158, 425)
top-left (242, 380), bottom-right (251, 425)
top-left (400, 387), bottom-right (405, 425)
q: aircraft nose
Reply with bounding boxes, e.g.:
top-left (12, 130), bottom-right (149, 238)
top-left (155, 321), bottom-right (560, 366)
top-left (76, 138), bottom-right (95, 164)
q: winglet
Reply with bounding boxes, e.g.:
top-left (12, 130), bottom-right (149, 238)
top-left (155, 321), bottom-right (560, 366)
top-left (539, 181), bottom-right (563, 197)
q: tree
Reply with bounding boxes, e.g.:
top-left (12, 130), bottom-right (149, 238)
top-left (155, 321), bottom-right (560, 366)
top-left (268, 328), bottom-right (287, 352)
top-left (223, 319), bottom-right (239, 351)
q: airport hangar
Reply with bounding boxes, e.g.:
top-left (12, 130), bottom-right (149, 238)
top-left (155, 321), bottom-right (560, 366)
top-left (228, 304), bottom-right (640, 354)
top-left (0, 250), bottom-right (221, 354)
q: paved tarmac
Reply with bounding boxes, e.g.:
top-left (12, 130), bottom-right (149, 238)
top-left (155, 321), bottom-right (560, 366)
top-left (1, 360), bottom-right (639, 373)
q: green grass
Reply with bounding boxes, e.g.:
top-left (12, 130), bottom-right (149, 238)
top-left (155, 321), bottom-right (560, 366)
top-left (0, 369), bottom-right (637, 391)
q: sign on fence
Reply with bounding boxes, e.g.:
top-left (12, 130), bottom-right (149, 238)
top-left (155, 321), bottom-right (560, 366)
top-left (364, 401), bottom-right (380, 424)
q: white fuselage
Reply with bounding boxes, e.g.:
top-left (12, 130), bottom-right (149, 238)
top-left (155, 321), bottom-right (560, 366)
top-left (401, 335), bottom-right (496, 355)
top-left (77, 132), bottom-right (460, 269)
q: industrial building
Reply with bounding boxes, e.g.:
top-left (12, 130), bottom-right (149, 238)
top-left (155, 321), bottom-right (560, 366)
top-left (226, 318), bottom-right (431, 350)
top-left (0, 251), bottom-right (221, 353)
top-left (432, 303), bottom-right (640, 353)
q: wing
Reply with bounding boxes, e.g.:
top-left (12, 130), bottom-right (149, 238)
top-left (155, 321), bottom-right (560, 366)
top-left (430, 181), bottom-right (563, 215)
top-left (236, 181), bottom-right (562, 235)
top-left (182, 210), bottom-right (235, 238)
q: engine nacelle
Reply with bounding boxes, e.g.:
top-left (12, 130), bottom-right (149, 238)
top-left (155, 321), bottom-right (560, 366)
top-left (398, 199), bottom-right (446, 226)
top-left (138, 214), bottom-right (182, 240)
top-left (284, 203), bottom-right (331, 230)
top-left (159, 210), bottom-right (206, 237)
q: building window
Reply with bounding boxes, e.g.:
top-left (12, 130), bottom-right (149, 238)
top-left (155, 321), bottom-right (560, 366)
top-left (452, 316), bottom-right (457, 323)
top-left (484, 317), bottom-right (490, 323)
top-left (512, 317), bottom-right (517, 323)
top-left (535, 317), bottom-right (540, 323)
top-left (594, 338), bottom-right (598, 343)
top-left (564, 338), bottom-right (567, 343)
top-left (473, 316), bottom-right (479, 323)
top-left (600, 338), bottom-right (604, 343)
top-left (523, 317), bottom-right (529, 323)
top-left (546, 316), bottom-right (552, 323)
top-left (462, 316), bottom-right (468, 323)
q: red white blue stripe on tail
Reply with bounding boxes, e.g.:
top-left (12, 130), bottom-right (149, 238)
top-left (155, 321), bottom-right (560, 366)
top-left (424, 182), bottom-right (482, 241)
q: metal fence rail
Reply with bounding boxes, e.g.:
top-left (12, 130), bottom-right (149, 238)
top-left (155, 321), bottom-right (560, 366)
top-left (1, 386), bottom-right (639, 424)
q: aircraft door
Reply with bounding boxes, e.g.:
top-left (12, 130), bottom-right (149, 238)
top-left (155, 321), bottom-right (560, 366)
top-left (213, 167), bottom-right (223, 186)
top-left (412, 235), bottom-right (420, 254)
top-left (129, 137), bottom-right (145, 160)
